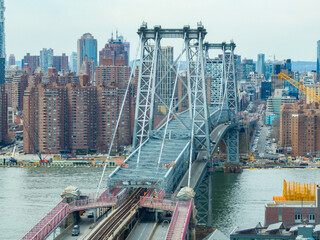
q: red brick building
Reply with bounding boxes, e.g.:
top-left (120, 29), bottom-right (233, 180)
top-left (23, 82), bottom-right (132, 154)
top-left (5, 74), bottom-right (28, 111)
top-left (0, 84), bottom-right (7, 143)
top-left (99, 36), bottom-right (129, 66)
top-left (280, 102), bottom-right (320, 156)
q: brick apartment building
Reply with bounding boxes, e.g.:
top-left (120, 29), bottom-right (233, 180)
top-left (99, 35), bottom-right (129, 66)
top-left (5, 74), bottom-right (28, 110)
top-left (96, 59), bottom-right (130, 87)
top-left (0, 84), bottom-right (7, 143)
top-left (280, 101), bottom-right (320, 156)
top-left (23, 78), bottom-right (132, 154)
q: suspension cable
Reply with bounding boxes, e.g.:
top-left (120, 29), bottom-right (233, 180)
top-left (157, 34), bottom-right (186, 170)
top-left (96, 35), bottom-right (143, 197)
top-left (136, 32), bottom-right (159, 168)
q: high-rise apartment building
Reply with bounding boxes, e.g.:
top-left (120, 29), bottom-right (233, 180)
top-left (79, 56), bottom-right (95, 83)
top-left (70, 52), bottom-right (77, 73)
top-left (0, 57), bottom-right (4, 84)
top-left (23, 53), bottom-right (40, 73)
top-left (96, 59), bottom-right (130, 87)
top-left (240, 59), bottom-right (255, 80)
top-left (0, 84), bottom-right (7, 143)
top-left (317, 41), bottom-right (320, 82)
top-left (257, 54), bottom-right (265, 75)
top-left (96, 86), bottom-right (132, 152)
top-left (23, 83), bottom-right (68, 153)
top-left (5, 75), bottom-right (28, 110)
top-left (206, 57), bottom-right (223, 106)
top-left (9, 54), bottom-right (15, 66)
top-left (52, 53), bottom-right (68, 73)
top-left (40, 48), bottom-right (54, 73)
top-left (99, 34), bottom-right (129, 66)
top-left (23, 82), bottom-right (132, 154)
top-left (0, 0), bottom-right (5, 59)
top-left (280, 102), bottom-right (320, 156)
top-left (157, 46), bottom-right (174, 111)
top-left (66, 81), bottom-right (97, 153)
top-left (77, 33), bottom-right (97, 75)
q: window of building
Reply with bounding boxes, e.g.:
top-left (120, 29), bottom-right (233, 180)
top-left (295, 214), bottom-right (302, 223)
top-left (308, 214), bottom-right (315, 223)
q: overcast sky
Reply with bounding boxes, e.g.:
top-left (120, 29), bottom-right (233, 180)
top-left (4, 0), bottom-right (320, 61)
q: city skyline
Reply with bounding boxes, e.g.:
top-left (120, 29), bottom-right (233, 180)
top-left (4, 0), bottom-right (320, 61)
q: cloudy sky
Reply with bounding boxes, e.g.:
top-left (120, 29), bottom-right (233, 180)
top-left (4, 0), bottom-right (320, 61)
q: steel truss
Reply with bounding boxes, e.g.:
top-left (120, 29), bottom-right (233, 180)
top-left (133, 23), bottom-right (211, 159)
top-left (186, 35), bottom-right (211, 157)
top-left (222, 43), bottom-right (240, 163)
top-left (195, 171), bottom-right (211, 226)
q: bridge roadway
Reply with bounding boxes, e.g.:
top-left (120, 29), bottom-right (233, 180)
top-left (108, 107), bottom-right (231, 193)
top-left (174, 122), bottom-right (236, 194)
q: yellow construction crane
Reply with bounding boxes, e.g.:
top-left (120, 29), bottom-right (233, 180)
top-left (278, 72), bottom-right (320, 104)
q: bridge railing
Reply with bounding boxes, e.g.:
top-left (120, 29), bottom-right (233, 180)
top-left (21, 200), bottom-right (70, 240)
top-left (140, 196), bottom-right (177, 211)
top-left (69, 196), bottom-right (117, 211)
top-left (165, 199), bottom-right (193, 240)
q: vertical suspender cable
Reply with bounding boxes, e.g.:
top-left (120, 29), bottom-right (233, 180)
top-left (96, 35), bottom-right (142, 197)
top-left (157, 34), bottom-right (186, 170)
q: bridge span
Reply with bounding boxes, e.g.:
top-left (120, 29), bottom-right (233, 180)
top-left (22, 23), bottom-right (243, 240)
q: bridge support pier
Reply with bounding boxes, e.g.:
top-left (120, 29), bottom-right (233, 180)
top-left (195, 170), bottom-right (213, 226)
top-left (225, 128), bottom-right (240, 164)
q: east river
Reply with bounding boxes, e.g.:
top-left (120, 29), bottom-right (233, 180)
top-left (1, 167), bottom-right (320, 239)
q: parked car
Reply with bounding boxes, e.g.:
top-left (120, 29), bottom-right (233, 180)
top-left (71, 225), bottom-right (80, 236)
top-left (87, 212), bottom-right (94, 218)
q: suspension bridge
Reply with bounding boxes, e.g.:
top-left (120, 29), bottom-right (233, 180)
top-left (21, 22), bottom-right (245, 240)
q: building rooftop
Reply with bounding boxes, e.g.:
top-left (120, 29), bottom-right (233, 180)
top-left (266, 201), bottom-right (316, 208)
top-left (231, 222), bottom-right (318, 239)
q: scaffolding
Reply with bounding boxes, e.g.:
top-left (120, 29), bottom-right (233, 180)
top-left (273, 180), bottom-right (317, 201)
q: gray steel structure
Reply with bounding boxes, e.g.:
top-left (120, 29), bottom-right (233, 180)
top-left (108, 24), bottom-right (240, 227)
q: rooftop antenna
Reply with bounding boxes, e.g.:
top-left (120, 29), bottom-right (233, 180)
top-left (116, 29), bottom-right (118, 39)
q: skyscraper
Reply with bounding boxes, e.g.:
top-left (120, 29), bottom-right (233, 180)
top-left (240, 59), bottom-right (255, 80)
top-left (0, 57), bottom-right (4, 84)
top-left (52, 53), bottom-right (68, 73)
top-left (77, 33), bottom-right (97, 75)
top-left (23, 53), bottom-right (40, 73)
top-left (0, 0), bottom-right (5, 59)
top-left (99, 33), bottom-right (130, 66)
top-left (257, 53), bottom-right (265, 75)
top-left (0, 0), bottom-right (5, 85)
top-left (8, 54), bottom-right (15, 66)
top-left (317, 40), bottom-right (320, 82)
top-left (70, 52), bottom-right (77, 73)
top-left (40, 48), bottom-right (53, 73)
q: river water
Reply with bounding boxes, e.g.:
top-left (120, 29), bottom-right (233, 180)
top-left (1, 168), bottom-right (320, 239)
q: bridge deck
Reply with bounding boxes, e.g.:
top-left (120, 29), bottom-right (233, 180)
top-left (107, 107), bottom-right (232, 193)
top-left (108, 110), bottom-right (192, 192)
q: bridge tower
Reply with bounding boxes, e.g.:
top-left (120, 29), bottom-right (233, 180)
top-left (132, 23), bottom-right (211, 158)
top-left (205, 42), bottom-right (240, 164)
top-left (222, 43), bottom-right (240, 164)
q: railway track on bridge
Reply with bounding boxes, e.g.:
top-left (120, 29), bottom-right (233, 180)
top-left (88, 188), bottom-right (146, 240)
